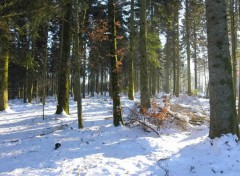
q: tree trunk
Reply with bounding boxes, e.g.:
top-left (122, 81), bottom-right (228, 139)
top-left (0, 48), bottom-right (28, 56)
top-left (23, 67), bottom-right (28, 103)
top-left (134, 69), bottom-right (139, 93)
top-left (151, 65), bottom-right (156, 96)
top-left (95, 71), bottom-right (99, 96)
top-left (175, 8), bottom-right (180, 97)
top-left (139, 0), bottom-right (150, 108)
top-left (90, 70), bottom-right (95, 97)
top-left (56, 2), bottom-right (72, 115)
top-left (193, 20), bottom-right (198, 90)
top-left (230, 0), bottom-right (237, 96)
top-left (82, 45), bottom-right (86, 99)
top-left (206, 0), bottom-right (239, 138)
top-left (0, 48), bottom-right (9, 111)
top-left (128, 0), bottom-right (135, 100)
top-left (186, 0), bottom-right (192, 95)
top-left (27, 69), bottom-right (33, 103)
top-left (100, 65), bottom-right (104, 96)
top-left (108, 0), bottom-right (123, 126)
top-left (74, 0), bottom-right (83, 128)
top-left (165, 35), bottom-right (170, 94)
top-left (238, 0), bottom-right (240, 123)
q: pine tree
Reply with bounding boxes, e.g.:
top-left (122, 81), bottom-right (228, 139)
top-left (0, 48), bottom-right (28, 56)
top-left (139, 0), bottom-right (150, 108)
top-left (186, 0), bottom-right (191, 95)
top-left (206, 0), bottom-right (239, 138)
top-left (56, 2), bottom-right (72, 115)
top-left (108, 0), bottom-right (123, 126)
top-left (74, 0), bottom-right (83, 128)
top-left (0, 23), bottom-right (9, 111)
top-left (128, 0), bottom-right (135, 100)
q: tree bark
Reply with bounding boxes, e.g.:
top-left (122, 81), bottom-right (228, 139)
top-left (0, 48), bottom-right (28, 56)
top-left (193, 20), bottom-right (198, 90)
top-left (175, 7), bottom-right (180, 97)
top-left (108, 0), bottom-right (123, 126)
top-left (206, 0), bottom-right (239, 138)
top-left (74, 0), bottom-right (83, 128)
top-left (186, 0), bottom-right (192, 95)
top-left (230, 0), bottom-right (237, 96)
top-left (0, 47), bottom-right (9, 111)
top-left (139, 0), bottom-right (150, 108)
top-left (128, 0), bottom-right (135, 100)
top-left (56, 2), bottom-right (72, 115)
top-left (165, 34), bottom-right (170, 94)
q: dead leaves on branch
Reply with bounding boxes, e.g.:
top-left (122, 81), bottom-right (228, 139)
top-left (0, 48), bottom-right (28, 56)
top-left (88, 20), bottom-right (124, 42)
top-left (126, 95), bottom-right (206, 134)
top-left (126, 97), bottom-right (171, 135)
top-left (88, 20), bottom-right (109, 41)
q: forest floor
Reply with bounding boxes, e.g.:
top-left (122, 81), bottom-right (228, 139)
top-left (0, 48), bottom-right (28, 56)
top-left (0, 93), bottom-right (240, 176)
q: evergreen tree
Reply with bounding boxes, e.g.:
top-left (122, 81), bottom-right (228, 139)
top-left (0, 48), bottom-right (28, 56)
top-left (128, 0), bottom-right (135, 100)
top-left (139, 0), bottom-right (150, 108)
top-left (56, 2), bottom-right (72, 115)
top-left (206, 0), bottom-right (239, 138)
top-left (0, 20), bottom-right (10, 111)
top-left (108, 0), bottom-right (123, 126)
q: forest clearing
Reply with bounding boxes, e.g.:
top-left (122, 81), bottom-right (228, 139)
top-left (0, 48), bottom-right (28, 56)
top-left (0, 94), bottom-right (239, 176)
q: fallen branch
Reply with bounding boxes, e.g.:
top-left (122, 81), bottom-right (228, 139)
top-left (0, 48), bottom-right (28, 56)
top-left (127, 117), bottom-right (160, 137)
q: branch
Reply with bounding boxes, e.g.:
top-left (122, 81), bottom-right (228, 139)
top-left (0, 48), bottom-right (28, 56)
top-left (127, 117), bottom-right (160, 137)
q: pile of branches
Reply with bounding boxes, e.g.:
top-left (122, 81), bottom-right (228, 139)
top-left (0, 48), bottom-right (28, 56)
top-left (125, 95), bottom-right (199, 135)
top-left (125, 97), bottom-right (171, 136)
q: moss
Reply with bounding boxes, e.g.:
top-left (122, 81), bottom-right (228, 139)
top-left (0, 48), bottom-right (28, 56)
top-left (0, 49), bottom-right (9, 110)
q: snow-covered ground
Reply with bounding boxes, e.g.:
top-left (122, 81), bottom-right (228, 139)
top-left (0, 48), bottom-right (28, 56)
top-left (0, 94), bottom-right (240, 176)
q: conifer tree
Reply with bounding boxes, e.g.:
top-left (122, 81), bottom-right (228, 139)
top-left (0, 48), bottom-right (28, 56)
top-left (56, 2), bottom-right (72, 115)
top-left (139, 0), bottom-right (150, 108)
top-left (108, 0), bottom-right (123, 126)
top-left (206, 0), bottom-right (239, 138)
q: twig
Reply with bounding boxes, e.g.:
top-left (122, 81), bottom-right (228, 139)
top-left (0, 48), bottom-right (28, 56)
top-left (127, 117), bottom-right (160, 137)
top-left (157, 158), bottom-right (169, 176)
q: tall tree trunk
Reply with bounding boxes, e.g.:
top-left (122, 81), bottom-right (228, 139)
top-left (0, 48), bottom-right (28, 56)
top-left (186, 0), bottom-right (192, 95)
top-left (23, 67), bottom-right (28, 103)
top-left (82, 45), bottom-right (86, 99)
top-left (0, 47), bottom-right (9, 110)
top-left (56, 2), bottom-right (72, 115)
top-left (238, 0), bottom-right (240, 123)
top-left (134, 69), bottom-right (139, 93)
top-left (28, 38), bottom-right (35, 103)
top-left (100, 65), bottom-right (104, 96)
top-left (193, 20), bottom-right (198, 90)
top-left (95, 71), bottom-right (99, 96)
top-left (151, 65), bottom-right (156, 96)
top-left (139, 0), bottom-right (150, 108)
top-left (230, 0), bottom-right (237, 96)
top-left (108, 0), bottom-right (123, 126)
top-left (165, 35), bottom-right (170, 94)
top-left (128, 0), bottom-right (135, 100)
top-left (90, 69), bottom-right (95, 97)
top-left (42, 24), bottom-right (49, 119)
top-left (28, 69), bottom-right (33, 103)
top-left (206, 0), bottom-right (239, 138)
top-left (74, 0), bottom-right (83, 128)
top-left (175, 8), bottom-right (180, 97)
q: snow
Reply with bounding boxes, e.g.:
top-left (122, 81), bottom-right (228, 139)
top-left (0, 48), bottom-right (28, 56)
top-left (0, 94), bottom-right (240, 176)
